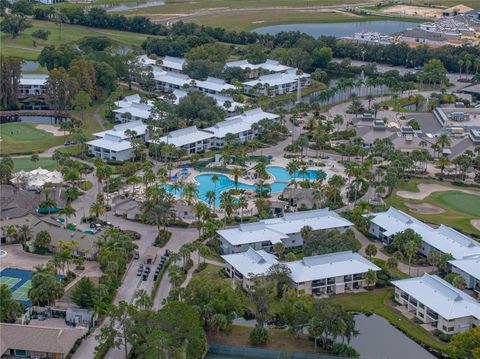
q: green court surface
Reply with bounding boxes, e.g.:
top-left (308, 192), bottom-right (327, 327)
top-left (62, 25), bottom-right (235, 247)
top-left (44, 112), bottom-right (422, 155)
top-left (0, 277), bottom-right (21, 289)
top-left (11, 280), bottom-right (32, 301)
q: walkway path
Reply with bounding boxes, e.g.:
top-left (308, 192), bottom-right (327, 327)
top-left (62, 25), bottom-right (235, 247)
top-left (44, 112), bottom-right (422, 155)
top-left (354, 228), bottom-right (434, 276)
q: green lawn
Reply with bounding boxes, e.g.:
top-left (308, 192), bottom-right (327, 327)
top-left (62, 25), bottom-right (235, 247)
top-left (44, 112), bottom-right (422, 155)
top-left (12, 157), bottom-right (59, 171)
top-left (385, 178), bottom-right (480, 237)
top-left (1, 19), bottom-right (158, 60)
top-left (0, 122), bottom-right (65, 155)
top-left (325, 288), bottom-right (447, 353)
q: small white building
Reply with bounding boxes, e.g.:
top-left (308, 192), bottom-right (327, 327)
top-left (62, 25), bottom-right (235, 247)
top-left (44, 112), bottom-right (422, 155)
top-left (18, 74), bottom-right (48, 97)
top-left (86, 121), bottom-right (147, 161)
top-left (450, 254), bottom-right (480, 292)
top-left (222, 248), bottom-right (380, 295)
top-left (367, 207), bottom-right (480, 259)
top-left (225, 59), bottom-right (293, 79)
top-left (243, 69), bottom-right (310, 96)
top-left (218, 208), bottom-right (353, 254)
top-left (392, 274), bottom-right (480, 334)
top-left (159, 56), bottom-right (186, 73)
top-left (138, 54), bottom-right (157, 67)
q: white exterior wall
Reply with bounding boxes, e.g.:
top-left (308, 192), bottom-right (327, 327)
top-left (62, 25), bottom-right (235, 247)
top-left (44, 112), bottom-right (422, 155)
top-left (19, 84), bottom-right (46, 97)
top-left (394, 287), bottom-right (479, 334)
top-left (452, 266), bottom-right (480, 291)
top-left (87, 145), bottom-right (134, 161)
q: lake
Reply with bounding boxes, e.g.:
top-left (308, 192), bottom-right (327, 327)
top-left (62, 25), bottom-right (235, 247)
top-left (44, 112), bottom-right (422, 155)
top-left (253, 21), bottom-right (415, 38)
top-left (106, 0), bottom-right (165, 12)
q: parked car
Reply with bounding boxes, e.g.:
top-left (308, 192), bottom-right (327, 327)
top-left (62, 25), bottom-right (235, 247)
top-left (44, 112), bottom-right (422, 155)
top-left (164, 250), bottom-right (170, 257)
top-left (142, 273), bottom-right (148, 281)
top-left (133, 251), bottom-right (140, 260)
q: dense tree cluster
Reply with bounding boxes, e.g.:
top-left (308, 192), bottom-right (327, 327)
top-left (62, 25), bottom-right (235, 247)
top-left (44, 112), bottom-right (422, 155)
top-left (302, 229), bottom-right (361, 256)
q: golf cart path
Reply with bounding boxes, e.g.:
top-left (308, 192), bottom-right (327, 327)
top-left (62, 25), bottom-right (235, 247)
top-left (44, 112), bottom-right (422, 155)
top-left (396, 184), bottom-right (480, 200)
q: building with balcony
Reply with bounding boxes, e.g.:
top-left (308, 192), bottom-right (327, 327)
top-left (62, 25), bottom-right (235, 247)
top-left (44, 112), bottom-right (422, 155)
top-left (392, 274), bottom-right (480, 334)
top-left (225, 59), bottom-right (293, 79)
top-left (154, 126), bottom-right (214, 154)
top-left (450, 254), bottom-right (480, 293)
top-left (218, 208), bottom-right (353, 254)
top-left (222, 248), bottom-right (380, 295)
top-left (18, 74), bottom-right (48, 97)
top-left (243, 69), bottom-right (310, 96)
top-left (367, 207), bottom-right (480, 259)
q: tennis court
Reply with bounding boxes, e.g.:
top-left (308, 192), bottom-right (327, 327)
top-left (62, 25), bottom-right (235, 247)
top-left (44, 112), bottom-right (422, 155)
top-left (0, 267), bottom-right (34, 307)
top-left (11, 280), bottom-right (32, 301)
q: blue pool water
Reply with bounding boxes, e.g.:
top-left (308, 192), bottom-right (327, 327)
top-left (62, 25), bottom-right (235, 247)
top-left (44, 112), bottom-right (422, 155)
top-left (164, 166), bottom-right (325, 207)
top-left (266, 166), bottom-right (323, 181)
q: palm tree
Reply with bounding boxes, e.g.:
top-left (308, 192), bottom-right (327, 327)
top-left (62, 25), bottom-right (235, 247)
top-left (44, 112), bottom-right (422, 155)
top-left (435, 133), bottom-right (451, 154)
top-left (220, 192), bottom-right (235, 225)
top-left (230, 168), bottom-right (243, 190)
top-left (333, 114), bottom-right (344, 134)
top-left (273, 242), bottom-right (285, 260)
top-left (300, 225), bottom-right (312, 244)
top-left (364, 269), bottom-right (377, 290)
top-left (59, 204), bottom-right (76, 228)
top-left (452, 275), bottom-right (466, 289)
top-left (211, 174), bottom-right (219, 197)
top-left (3, 224), bottom-right (17, 243)
top-left (89, 201), bottom-right (107, 219)
top-left (17, 225), bottom-right (32, 248)
top-left (238, 195), bottom-right (248, 223)
top-left (182, 182), bottom-right (199, 205)
top-left (206, 190), bottom-right (216, 213)
top-left (435, 156), bottom-right (451, 175)
top-left (365, 244), bottom-right (377, 260)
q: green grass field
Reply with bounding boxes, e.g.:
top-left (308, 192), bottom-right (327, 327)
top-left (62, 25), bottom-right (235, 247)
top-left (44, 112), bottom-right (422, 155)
top-left (385, 179), bottom-right (480, 237)
top-left (12, 157), bottom-right (59, 171)
top-left (326, 288), bottom-right (447, 352)
top-left (1, 19), bottom-right (158, 60)
top-left (0, 122), bottom-right (66, 155)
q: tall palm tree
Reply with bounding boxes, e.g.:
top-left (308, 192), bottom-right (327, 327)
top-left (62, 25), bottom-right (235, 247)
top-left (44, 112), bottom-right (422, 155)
top-left (182, 182), bottom-right (199, 205)
top-left (211, 174), bottom-right (219, 197)
top-left (205, 190), bottom-right (216, 213)
top-left (59, 204), bottom-right (76, 228)
top-left (238, 195), bottom-right (248, 223)
top-left (435, 133), bottom-right (451, 154)
top-left (230, 168), bottom-right (243, 190)
top-left (89, 201), bottom-right (107, 219)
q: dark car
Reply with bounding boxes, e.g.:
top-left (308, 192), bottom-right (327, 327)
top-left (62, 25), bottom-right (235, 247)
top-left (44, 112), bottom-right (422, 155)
top-left (153, 274), bottom-right (158, 281)
top-left (144, 267), bottom-right (151, 273)
top-left (164, 249), bottom-right (170, 257)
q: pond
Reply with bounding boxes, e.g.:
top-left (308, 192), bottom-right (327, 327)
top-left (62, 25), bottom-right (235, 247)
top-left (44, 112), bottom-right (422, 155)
top-left (21, 61), bottom-right (40, 72)
top-left (17, 116), bottom-right (69, 125)
top-left (229, 314), bottom-right (435, 359)
top-left (350, 314), bottom-right (436, 359)
top-left (253, 20), bottom-right (415, 38)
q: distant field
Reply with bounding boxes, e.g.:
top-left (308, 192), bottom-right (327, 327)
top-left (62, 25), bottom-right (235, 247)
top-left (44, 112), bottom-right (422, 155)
top-left (186, 11), bottom-right (386, 32)
top-left (0, 122), bottom-right (65, 155)
top-left (1, 19), bottom-right (157, 60)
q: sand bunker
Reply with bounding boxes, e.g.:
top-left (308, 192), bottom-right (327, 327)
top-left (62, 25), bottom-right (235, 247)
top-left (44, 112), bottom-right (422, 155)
top-left (471, 220), bottom-right (480, 231)
top-left (397, 184), bottom-right (480, 200)
top-left (36, 124), bottom-right (64, 137)
top-left (381, 5), bottom-right (443, 18)
top-left (405, 202), bottom-right (445, 215)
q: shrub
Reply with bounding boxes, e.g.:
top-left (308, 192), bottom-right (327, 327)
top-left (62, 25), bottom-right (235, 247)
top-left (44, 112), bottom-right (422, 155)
top-left (184, 258), bottom-right (194, 271)
top-left (154, 230), bottom-right (171, 248)
top-left (249, 326), bottom-right (269, 345)
top-left (32, 29), bottom-right (50, 40)
top-left (330, 343), bottom-right (360, 358)
top-left (195, 262), bottom-right (208, 273)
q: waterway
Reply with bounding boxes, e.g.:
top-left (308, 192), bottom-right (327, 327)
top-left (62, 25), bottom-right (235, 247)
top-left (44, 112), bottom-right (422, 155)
top-left (105, 0), bottom-right (165, 12)
top-left (253, 20), bottom-right (415, 38)
top-left (228, 314), bottom-right (436, 359)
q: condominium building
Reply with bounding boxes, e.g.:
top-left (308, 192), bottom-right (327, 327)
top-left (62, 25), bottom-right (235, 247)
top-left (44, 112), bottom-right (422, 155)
top-left (18, 74), bottom-right (48, 97)
top-left (222, 248), bottom-right (380, 295)
top-left (218, 208), bottom-right (353, 254)
top-left (367, 207), bottom-right (480, 259)
top-left (450, 254), bottom-right (480, 293)
top-left (243, 69), bottom-right (310, 97)
top-left (392, 274), bottom-right (480, 334)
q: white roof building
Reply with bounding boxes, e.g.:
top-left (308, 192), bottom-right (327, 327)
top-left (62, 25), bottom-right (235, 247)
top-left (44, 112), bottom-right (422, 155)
top-left (367, 207), bottom-right (480, 259)
top-left (114, 103), bottom-right (153, 122)
top-left (244, 69), bottom-right (305, 88)
top-left (392, 274), bottom-right (480, 321)
top-left (225, 59), bottom-right (293, 73)
top-left (206, 108), bottom-right (279, 139)
top-left (156, 126), bottom-right (213, 148)
top-left (93, 120), bottom-right (148, 140)
top-left (450, 254), bottom-right (480, 291)
top-left (160, 89), bottom-right (243, 112)
top-left (19, 74), bottom-right (48, 86)
top-left (160, 56), bottom-right (186, 72)
top-left (138, 54), bottom-right (157, 67)
top-left (219, 208), bottom-right (353, 254)
top-left (11, 169), bottom-right (63, 191)
top-left (287, 251), bottom-right (381, 283)
top-left (222, 249), bottom-right (380, 295)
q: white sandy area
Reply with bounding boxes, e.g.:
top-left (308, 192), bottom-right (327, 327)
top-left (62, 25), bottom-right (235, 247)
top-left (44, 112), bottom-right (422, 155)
top-left (397, 184), bottom-right (480, 200)
top-left (36, 124), bottom-right (64, 136)
top-left (471, 220), bottom-right (480, 231)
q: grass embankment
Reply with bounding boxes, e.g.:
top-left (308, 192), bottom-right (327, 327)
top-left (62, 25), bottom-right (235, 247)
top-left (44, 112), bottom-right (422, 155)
top-left (12, 157), bottom-right (59, 171)
top-left (1, 19), bottom-right (157, 60)
top-left (385, 178), bottom-right (480, 236)
top-left (0, 122), bottom-right (65, 155)
top-left (325, 288), bottom-right (447, 352)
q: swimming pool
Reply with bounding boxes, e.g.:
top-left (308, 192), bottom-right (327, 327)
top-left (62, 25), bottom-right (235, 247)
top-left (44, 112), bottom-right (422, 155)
top-left (164, 166), bottom-right (324, 207)
top-left (266, 166), bottom-right (325, 181)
